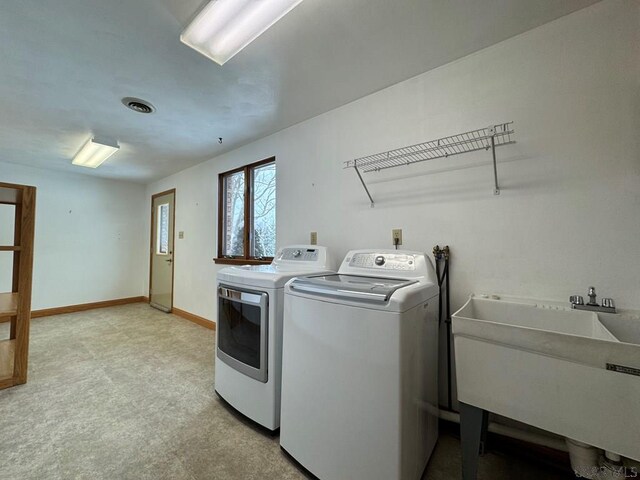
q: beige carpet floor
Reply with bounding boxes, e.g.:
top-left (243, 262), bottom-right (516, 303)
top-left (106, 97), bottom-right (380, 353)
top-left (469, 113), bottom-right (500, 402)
top-left (0, 303), bottom-right (570, 479)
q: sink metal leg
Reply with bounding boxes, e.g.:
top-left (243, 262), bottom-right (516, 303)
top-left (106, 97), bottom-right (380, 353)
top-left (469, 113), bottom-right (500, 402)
top-left (460, 402), bottom-right (488, 480)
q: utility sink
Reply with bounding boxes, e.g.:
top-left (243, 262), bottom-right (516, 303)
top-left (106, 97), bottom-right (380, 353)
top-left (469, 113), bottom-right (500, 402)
top-left (453, 294), bottom-right (640, 462)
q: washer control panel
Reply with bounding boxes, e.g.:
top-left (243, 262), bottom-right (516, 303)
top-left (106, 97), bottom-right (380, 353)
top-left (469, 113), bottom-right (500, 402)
top-left (278, 248), bottom-right (319, 262)
top-left (347, 253), bottom-right (416, 271)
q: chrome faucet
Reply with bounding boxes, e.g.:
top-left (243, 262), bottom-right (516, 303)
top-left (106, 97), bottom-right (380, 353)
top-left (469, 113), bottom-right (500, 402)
top-left (587, 286), bottom-right (597, 306)
top-left (570, 286), bottom-right (616, 313)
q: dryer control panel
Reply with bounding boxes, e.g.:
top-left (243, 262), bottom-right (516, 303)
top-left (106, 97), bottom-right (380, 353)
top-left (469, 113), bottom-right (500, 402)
top-left (347, 253), bottom-right (416, 271)
top-left (277, 247), bottom-right (319, 262)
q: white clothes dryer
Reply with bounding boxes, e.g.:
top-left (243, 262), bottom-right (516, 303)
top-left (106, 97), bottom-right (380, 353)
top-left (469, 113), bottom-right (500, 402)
top-left (215, 245), bottom-right (334, 431)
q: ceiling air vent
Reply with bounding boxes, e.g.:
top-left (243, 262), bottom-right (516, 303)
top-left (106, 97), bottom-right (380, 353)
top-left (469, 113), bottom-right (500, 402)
top-left (121, 97), bottom-right (155, 114)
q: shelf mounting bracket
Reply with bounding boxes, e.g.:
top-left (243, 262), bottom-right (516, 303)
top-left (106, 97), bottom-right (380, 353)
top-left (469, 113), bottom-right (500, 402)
top-left (354, 165), bottom-right (375, 207)
top-left (489, 126), bottom-right (500, 195)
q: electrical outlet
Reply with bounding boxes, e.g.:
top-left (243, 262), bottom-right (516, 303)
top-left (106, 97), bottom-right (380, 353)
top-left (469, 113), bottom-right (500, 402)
top-left (178, 231), bottom-right (184, 239)
top-left (310, 231), bottom-right (318, 245)
top-left (392, 229), bottom-right (402, 246)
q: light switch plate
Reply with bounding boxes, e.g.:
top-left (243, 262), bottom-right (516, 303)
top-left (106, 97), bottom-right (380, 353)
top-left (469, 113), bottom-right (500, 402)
top-left (310, 231), bottom-right (318, 245)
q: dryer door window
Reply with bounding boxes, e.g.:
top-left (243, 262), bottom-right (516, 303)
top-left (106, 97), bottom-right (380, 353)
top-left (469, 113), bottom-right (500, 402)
top-left (217, 285), bottom-right (268, 382)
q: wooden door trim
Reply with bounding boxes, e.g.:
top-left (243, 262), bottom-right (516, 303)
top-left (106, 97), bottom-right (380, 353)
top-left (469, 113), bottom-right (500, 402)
top-left (149, 188), bottom-right (176, 312)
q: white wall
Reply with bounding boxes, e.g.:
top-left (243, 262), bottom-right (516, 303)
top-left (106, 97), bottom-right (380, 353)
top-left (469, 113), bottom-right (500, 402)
top-left (0, 161), bottom-right (146, 310)
top-left (146, 0), bottom-right (640, 324)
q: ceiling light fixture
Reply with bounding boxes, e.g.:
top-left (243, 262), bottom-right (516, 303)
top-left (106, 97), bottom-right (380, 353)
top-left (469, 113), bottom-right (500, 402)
top-left (72, 137), bottom-right (119, 168)
top-left (180, 0), bottom-right (304, 66)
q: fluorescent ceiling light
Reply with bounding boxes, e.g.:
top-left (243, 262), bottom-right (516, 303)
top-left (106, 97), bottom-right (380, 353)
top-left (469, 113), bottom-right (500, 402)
top-left (181, 0), bottom-right (304, 66)
top-left (72, 137), bottom-right (119, 168)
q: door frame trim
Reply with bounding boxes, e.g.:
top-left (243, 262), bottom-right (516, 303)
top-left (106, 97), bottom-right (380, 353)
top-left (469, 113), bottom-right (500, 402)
top-left (149, 188), bottom-right (176, 312)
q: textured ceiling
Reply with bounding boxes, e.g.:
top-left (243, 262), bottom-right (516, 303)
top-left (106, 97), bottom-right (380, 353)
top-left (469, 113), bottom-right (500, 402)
top-left (0, 0), bottom-right (599, 183)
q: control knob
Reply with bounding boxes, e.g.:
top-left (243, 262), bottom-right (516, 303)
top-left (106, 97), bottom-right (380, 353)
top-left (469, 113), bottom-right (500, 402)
top-left (293, 249), bottom-right (302, 258)
top-left (375, 255), bottom-right (385, 266)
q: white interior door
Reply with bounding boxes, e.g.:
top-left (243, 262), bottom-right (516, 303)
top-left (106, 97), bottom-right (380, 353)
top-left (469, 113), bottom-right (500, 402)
top-left (150, 190), bottom-right (175, 312)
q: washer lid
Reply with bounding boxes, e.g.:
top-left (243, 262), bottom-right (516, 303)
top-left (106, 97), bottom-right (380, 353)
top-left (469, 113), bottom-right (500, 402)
top-left (289, 274), bottom-right (417, 303)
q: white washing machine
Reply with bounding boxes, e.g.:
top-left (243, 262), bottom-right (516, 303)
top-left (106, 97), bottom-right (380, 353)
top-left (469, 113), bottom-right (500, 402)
top-left (280, 249), bottom-right (439, 480)
top-left (215, 245), bottom-right (334, 431)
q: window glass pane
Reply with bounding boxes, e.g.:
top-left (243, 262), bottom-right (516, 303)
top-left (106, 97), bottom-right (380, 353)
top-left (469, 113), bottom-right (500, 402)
top-left (157, 203), bottom-right (169, 255)
top-left (223, 171), bottom-right (245, 257)
top-left (251, 163), bottom-right (276, 258)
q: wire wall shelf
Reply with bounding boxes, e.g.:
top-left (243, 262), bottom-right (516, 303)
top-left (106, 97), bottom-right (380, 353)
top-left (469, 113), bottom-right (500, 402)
top-left (344, 122), bottom-right (515, 206)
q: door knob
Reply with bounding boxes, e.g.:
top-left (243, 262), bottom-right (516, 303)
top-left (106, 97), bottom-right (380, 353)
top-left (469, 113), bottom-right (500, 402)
top-left (165, 258), bottom-right (173, 263)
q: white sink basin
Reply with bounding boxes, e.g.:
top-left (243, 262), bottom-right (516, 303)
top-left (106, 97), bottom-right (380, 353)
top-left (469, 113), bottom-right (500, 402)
top-left (461, 295), bottom-right (618, 337)
top-left (598, 310), bottom-right (640, 346)
top-left (453, 294), bottom-right (640, 461)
